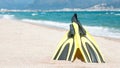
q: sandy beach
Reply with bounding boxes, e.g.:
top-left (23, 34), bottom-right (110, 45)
top-left (0, 18), bottom-right (120, 68)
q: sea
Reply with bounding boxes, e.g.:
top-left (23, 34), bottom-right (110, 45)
top-left (0, 10), bottom-right (120, 38)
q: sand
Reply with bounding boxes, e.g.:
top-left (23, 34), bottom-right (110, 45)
top-left (0, 18), bottom-right (120, 68)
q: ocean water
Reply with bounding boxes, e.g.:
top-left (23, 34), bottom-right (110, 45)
top-left (0, 11), bottom-right (120, 38)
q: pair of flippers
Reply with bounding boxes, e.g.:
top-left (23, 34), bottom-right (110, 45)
top-left (52, 14), bottom-right (105, 63)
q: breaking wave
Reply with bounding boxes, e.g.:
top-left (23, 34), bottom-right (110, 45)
top-left (0, 14), bottom-right (15, 19)
top-left (22, 19), bottom-right (120, 38)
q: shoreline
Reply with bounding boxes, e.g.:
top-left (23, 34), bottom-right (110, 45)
top-left (20, 18), bottom-right (120, 41)
top-left (20, 19), bottom-right (67, 32)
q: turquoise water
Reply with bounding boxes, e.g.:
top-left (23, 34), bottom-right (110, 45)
top-left (0, 11), bottom-right (120, 38)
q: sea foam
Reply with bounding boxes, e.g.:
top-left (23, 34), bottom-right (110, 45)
top-left (22, 19), bottom-right (69, 29)
top-left (115, 14), bottom-right (120, 16)
top-left (22, 19), bottom-right (120, 38)
top-left (0, 14), bottom-right (15, 19)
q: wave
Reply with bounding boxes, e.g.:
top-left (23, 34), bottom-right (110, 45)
top-left (42, 8), bottom-right (120, 12)
top-left (1, 8), bottom-right (120, 13)
top-left (22, 19), bottom-right (120, 38)
top-left (0, 14), bottom-right (15, 19)
top-left (105, 12), bottom-right (115, 15)
top-left (22, 19), bottom-right (69, 29)
top-left (31, 13), bottom-right (38, 16)
top-left (115, 14), bottom-right (120, 16)
top-left (84, 26), bottom-right (120, 38)
top-left (43, 8), bottom-right (83, 12)
top-left (0, 8), bottom-right (120, 13)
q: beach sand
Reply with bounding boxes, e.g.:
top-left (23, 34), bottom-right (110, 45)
top-left (0, 18), bottom-right (120, 68)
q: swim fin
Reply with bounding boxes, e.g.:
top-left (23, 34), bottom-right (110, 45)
top-left (52, 14), bottom-right (105, 63)
top-left (52, 24), bottom-right (75, 61)
top-left (71, 14), bottom-right (105, 63)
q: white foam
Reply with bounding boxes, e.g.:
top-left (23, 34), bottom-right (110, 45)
top-left (22, 19), bottom-right (120, 38)
top-left (43, 8), bottom-right (120, 12)
top-left (115, 14), bottom-right (120, 16)
top-left (0, 14), bottom-right (15, 19)
top-left (0, 8), bottom-right (120, 12)
top-left (84, 26), bottom-right (120, 38)
top-left (31, 13), bottom-right (38, 16)
top-left (22, 19), bottom-right (69, 29)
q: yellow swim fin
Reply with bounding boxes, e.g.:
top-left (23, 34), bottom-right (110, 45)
top-left (71, 14), bottom-right (105, 63)
top-left (52, 14), bottom-right (105, 63)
